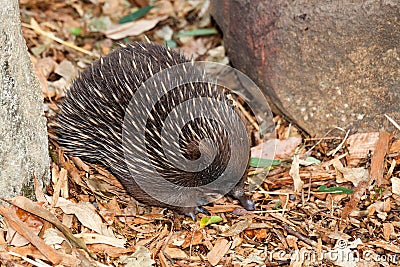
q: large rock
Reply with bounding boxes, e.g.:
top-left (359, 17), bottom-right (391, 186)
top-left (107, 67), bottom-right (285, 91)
top-left (211, 1), bottom-right (400, 136)
top-left (0, 0), bottom-right (49, 198)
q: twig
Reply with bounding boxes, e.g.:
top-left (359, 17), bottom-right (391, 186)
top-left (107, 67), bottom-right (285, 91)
top-left (305, 127), bottom-right (346, 157)
top-left (385, 114), bottom-right (400, 131)
top-left (283, 224), bottom-right (329, 250)
top-left (21, 19), bottom-right (99, 58)
top-left (327, 129), bottom-right (350, 156)
top-left (0, 206), bottom-right (63, 265)
top-left (8, 251), bottom-right (52, 267)
top-left (304, 136), bottom-right (342, 141)
top-left (340, 132), bottom-right (391, 227)
top-left (384, 159), bottom-right (396, 181)
top-left (235, 98), bottom-right (260, 131)
top-left (253, 209), bottom-right (290, 214)
top-left (248, 168), bottom-right (270, 176)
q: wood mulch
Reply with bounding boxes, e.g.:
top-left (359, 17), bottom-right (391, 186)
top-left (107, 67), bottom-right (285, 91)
top-left (1, 1), bottom-right (399, 266)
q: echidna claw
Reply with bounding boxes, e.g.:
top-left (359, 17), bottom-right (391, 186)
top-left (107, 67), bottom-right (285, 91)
top-left (181, 206), bottom-right (210, 221)
top-left (196, 206), bottom-right (211, 216)
top-left (187, 211), bottom-right (197, 222)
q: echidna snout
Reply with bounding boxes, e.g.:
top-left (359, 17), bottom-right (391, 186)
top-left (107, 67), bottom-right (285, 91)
top-left (57, 42), bottom-right (254, 218)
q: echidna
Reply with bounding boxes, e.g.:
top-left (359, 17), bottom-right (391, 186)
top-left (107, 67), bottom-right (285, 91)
top-left (58, 42), bottom-right (254, 219)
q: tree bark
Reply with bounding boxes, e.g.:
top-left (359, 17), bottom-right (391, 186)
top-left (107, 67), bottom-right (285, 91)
top-left (0, 0), bottom-right (49, 198)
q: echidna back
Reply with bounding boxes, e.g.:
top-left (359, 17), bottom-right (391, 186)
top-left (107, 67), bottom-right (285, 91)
top-left (57, 42), bottom-right (247, 209)
top-left (58, 43), bottom-right (187, 163)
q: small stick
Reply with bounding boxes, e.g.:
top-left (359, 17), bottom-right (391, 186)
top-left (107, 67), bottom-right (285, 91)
top-left (305, 127), bottom-right (346, 157)
top-left (233, 98), bottom-right (260, 131)
top-left (385, 114), bottom-right (400, 131)
top-left (22, 19), bottom-right (99, 58)
top-left (327, 129), bottom-right (350, 156)
top-left (283, 224), bottom-right (329, 250)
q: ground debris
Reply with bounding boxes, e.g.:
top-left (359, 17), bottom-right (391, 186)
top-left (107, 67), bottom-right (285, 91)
top-left (6, 0), bottom-right (400, 265)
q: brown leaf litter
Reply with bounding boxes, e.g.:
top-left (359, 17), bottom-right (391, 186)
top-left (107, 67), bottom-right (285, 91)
top-left (2, 0), bottom-right (399, 266)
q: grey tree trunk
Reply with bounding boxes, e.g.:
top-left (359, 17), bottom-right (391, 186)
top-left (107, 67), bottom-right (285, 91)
top-left (0, 0), bottom-right (49, 198)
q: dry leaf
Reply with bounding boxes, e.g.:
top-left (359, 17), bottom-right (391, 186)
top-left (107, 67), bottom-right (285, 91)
top-left (89, 244), bottom-right (136, 258)
top-left (181, 231), bottom-right (203, 249)
top-left (251, 137), bottom-right (301, 160)
top-left (101, 0), bottom-right (125, 16)
top-left (119, 245), bottom-right (155, 267)
top-left (51, 168), bottom-right (68, 207)
top-left (230, 236), bottom-right (242, 248)
top-left (389, 139), bottom-right (400, 153)
top-left (254, 229), bottom-right (268, 241)
top-left (151, 0), bottom-right (174, 17)
top-left (33, 174), bottom-right (47, 204)
top-left (250, 139), bottom-right (276, 160)
top-left (99, 197), bottom-right (121, 225)
top-left (74, 233), bottom-right (126, 247)
top-left (391, 177), bottom-right (400, 195)
top-left (47, 196), bottom-right (112, 236)
top-left (164, 246), bottom-right (188, 259)
top-left (382, 223), bottom-right (394, 241)
top-left (6, 207), bottom-right (44, 247)
top-left (286, 235), bottom-right (298, 249)
top-left (0, 206), bottom-right (64, 265)
top-left (333, 158), bottom-right (369, 187)
top-left (62, 214), bottom-right (74, 229)
top-left (8, 244), bottom-right (49, 262)
top-left (383, 198), bottom-right (391, 212)
top-left (34, 57), bottom-right (57, 78)
top-left (104, 16), bottom-right (168, 39)
top-left (54, 60), bottom-right (77, 83)
top-left (207, 238), bottom-right (231, 266)
top-left (328, 231), bottom-right (352, 241)
top-left (180, 38), bottom-right (211, 58)
top-left (48, 78), bottom-right (67, 100)
top-left (32, 56), bottom-right (58, 98)
top-left (289, 154), bottom-right (303, 192)
top-left (7, 196), bottom-right (94, 258)
top-left (221, 217), bottom-right (252, 237)
top-left (371, 241), bottom-right (400, 253)
top-left (71, 156), bottom-right (91, 172)
top-left (362, 201), bottom-right (388, 221)
top-left (43, 228), bottom-right (66, 249)
top-left (368, 201), bottom-right (386, 214)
